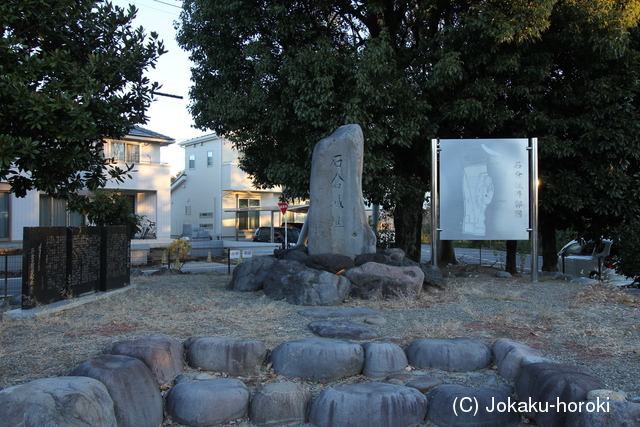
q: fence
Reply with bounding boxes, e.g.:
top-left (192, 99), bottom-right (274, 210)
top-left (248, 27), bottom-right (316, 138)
top-left (0, 253), bottom-right (22, 300)
top-left (21, 226), bottom-right (130, 309)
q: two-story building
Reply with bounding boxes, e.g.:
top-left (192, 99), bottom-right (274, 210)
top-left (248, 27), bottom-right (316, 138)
top-left (171, 133), bottom-right (306, 240)
top-left (0, 126), bottom-right (174, 243)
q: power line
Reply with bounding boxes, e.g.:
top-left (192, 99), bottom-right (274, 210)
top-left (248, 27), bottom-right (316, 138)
top-left (151, 0), bottom-right (182, 9)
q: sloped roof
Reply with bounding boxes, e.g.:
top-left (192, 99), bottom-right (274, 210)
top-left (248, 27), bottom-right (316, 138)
top-left (128, 125), bottom-right (175, 142)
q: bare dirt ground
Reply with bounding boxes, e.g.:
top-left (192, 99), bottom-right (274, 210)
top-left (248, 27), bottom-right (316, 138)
top-left (1, 264), bottom-right (639, 425)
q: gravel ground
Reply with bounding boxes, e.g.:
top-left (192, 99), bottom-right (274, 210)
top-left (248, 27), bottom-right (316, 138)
top-left (1, 266), bottom-right (639, 425)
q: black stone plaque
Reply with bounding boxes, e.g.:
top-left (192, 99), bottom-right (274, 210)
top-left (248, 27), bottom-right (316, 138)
top-left (70, 227), bottom-right (102, 296)
top-left (22, 227), bottom-right (70, 309)
top-left (22, 226), bottom-right (132, 309)
top-left (100, 226), bottom-right (130, 291)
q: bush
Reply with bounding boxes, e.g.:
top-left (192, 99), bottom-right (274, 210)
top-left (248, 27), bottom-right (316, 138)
top-left (611, 220), bottom-right (640, 283)
top-left (164, 239), bottom-right (191, 270)
top-left (68, 190), bottom-right (143, 235)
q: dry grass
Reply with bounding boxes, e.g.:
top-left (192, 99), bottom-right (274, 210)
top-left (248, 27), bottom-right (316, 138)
top-left (1, 268), bottom-right (640, 405)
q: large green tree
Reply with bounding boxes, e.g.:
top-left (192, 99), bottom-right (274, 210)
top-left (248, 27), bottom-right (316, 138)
top-left (0, 0), bottom-right (165, 199)
top-left (178, 0), bottom-right (640, 266)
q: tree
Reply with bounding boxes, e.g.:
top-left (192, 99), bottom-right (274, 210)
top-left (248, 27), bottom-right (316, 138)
top-left (0, 0), bottom-right (165, 199)
top-left (513, 3), bottom-right (640, 270)
top-left (177, 0), bottom-right (545, 261)
top-left (67, 189), bottom-right (143, 235)
top-left (178, 1), bottom-right (640, 265)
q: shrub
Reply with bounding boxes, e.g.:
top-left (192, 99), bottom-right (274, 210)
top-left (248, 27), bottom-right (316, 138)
top-left (164, 239), bottom-right (191, 270)
top-left (611, 220), bottom-right (640, 284)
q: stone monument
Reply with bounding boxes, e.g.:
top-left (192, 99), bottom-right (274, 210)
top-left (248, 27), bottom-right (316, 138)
top-left (307, 124), bottom-right (376, 256)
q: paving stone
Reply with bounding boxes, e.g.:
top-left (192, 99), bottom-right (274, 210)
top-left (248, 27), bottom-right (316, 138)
top-left (308, 319), bottom-right (378, 340)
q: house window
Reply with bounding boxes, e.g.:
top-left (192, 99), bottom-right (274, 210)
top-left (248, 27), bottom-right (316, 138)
top-left (199, 223), bottom-right (213, 229)
top-left (39, 195), bottom-right (83, 226)
top-left (238, 198), bottom-right (259, 230)
top-left (199, 212), bottom-right (213, 218)
top-left (112, 142), bottom-right (140, 163)
top-left (0, 192), bottom-right (9, 239)
top-left (207, 151), bottom-right (213, 167)
top-left (189, 154), bottom-right (196, 169)
top-left (185, 206), bottom-right (191, 215)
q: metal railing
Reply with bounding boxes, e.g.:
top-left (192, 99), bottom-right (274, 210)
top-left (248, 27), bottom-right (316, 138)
top-left (1, 253), bottom-right (22, 300)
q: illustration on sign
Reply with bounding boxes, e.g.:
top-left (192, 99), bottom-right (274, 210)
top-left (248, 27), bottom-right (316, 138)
top-left (439, 139), bottom-right (530, 240)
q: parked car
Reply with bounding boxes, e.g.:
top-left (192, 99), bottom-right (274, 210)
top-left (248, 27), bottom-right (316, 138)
top-left (253, 227), bottom-right (301, 248)
top-left (557, 238), bottom-right (633, 286)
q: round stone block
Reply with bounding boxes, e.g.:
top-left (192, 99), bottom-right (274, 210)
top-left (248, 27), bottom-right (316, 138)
top-left (0, 376), bottom-right (117, 427)
top-left (270, 338), bottom-right (364, 382)
top-left (103, 334), bottom-right (184, 385)
top-left (426, 384), bottom-right (520, 427)
top-left (166, 378), bottom-right (250, 427)
top-left (361, 342), bottom-right (408, 379)
top-left (249, 382), bottom-right (311, 427)
top-left (406, 338), bottom-right (491, 371)
top-left (309, 382), bottom-right (427, 427)
top-left (70, 355), bottom-right (163, 427)
top-left (185, 337), bottom-right (267, 375)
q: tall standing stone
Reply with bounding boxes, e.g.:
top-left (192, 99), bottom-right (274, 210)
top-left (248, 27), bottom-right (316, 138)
top-left (308, 124), bottom-right (376, 256)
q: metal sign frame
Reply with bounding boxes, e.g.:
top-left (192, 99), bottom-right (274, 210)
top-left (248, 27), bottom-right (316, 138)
top-left (431, 138), bottom-right (539, 281)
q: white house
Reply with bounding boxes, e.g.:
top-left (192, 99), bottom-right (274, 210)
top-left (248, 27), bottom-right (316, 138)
top-left (171, 133), bottom-right (306, 240)
top-left (0, 126), bottom-right (174, 244)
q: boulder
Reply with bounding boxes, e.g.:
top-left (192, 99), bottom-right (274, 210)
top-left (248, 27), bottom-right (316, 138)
top-left (406, 338), bottom-right (492, 371)
top-left (226, 256), bottom-right (278, 292)
top-left (70, 355), bottom-right (163, 427)
top-left (270, 338), bottom-right (364, 382)
top-left (249, 382), bottom-right (312, 427)
top-left (514, 362), bottom-right (605, 427)
top-left (166, 379), bottom-right (249, 427)
top-left (308, 319), bottom-right (378, 340)
top-left (387, 260), bottom-right (446, 290)
top-left (274, 245), bottom-right (309, 260)
top-left (307, 124), bottom-right (376, 256)
top-left (264, 267), bottom-right (352, 306)
top-left (184, 337), bottom-right (267, 375)
top-left (378, 248), bottom-right (405, 262)
top-left (354, 252), bottom-right (392, 266)
top-left (491, 338), bottom-right (544, 381)
top-left (103, 334), bottom-right (184, 385)
top-left (345, 262), bottom-right (424, 299)
top-left (261, 259), bottom-right (307, 299)
top-left (426, 385), bottom-right (520, 427)
top-left (0, 376), bottom-right (117, 427)
top-left (309, 383), bottom-right (427, 427)
top-left (361, 342), bottom-right (408, 379)
top-left (305, 253), bottom-right (355, 273)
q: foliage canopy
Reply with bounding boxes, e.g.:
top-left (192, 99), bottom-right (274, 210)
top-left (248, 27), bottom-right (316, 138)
top-left (178, 0), bottom-right (640, 264)
top-left (0, 0), bottom-right (165, 199)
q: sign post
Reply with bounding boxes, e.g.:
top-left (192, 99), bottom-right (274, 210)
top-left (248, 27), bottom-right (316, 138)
top-left (278, 202), bottom-right (289, 248)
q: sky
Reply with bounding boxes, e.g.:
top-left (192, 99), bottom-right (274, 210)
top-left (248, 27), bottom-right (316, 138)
top-left (110, 0), bottom-right (208, 175)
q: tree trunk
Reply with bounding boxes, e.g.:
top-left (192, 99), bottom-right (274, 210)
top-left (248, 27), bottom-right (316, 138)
top-left (540, 216), bottom-right (558, 272)
top-left (394, 196), bottom-right (424, 262)
top-left (505, 240), bottom-right (518, 274)
top-left (439, 240), bottom-right (457, 265)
